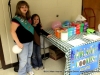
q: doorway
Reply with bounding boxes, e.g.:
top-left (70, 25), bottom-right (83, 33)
top-left (0, 57), bottom-right (2, 69)
top-left (0, 37), bottom-right (3, 69)
top-left (82, 0), bottom-right (100, 30)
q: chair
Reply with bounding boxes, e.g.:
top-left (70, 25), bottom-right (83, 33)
top-left (84, 8), bottom-right (96, 29)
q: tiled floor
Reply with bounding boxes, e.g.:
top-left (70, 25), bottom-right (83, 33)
top-left (0, 57), bottom-right (100, 75)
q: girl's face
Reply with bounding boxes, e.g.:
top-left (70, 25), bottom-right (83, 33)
top-left (20, 5), bottom-right (28, 15)
top-left (33, 16), bottom-right (39, 26)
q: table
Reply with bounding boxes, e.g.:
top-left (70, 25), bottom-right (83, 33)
top-left (43, 29), bottom-right (100, 75)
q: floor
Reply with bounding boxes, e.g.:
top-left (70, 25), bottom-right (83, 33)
top-left (0, 57), bottom-right (100, 75)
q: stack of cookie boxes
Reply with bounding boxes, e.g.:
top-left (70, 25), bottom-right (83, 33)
top-left (84, 22), bottom-right (88, 32)
top-left (67, 27), bottom-right (76, 37)
top-left (54, 28), bottom-right (66, 39)
top-left (54, 22), bottom-right (88, 39)
top-left (71, 22), bottom-right (84, 34)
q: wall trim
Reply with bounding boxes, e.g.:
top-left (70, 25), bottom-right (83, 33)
top-left (0, 35), bottom-right (49, 69)
top-left (0, 36), bottom-right (18, 69)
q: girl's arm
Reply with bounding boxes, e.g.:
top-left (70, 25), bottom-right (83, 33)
top-left (40, 29), bottom-right (52, 37)
top-left (11, 22), bottom-right (23, 48)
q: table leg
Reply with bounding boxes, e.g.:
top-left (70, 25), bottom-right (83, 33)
top-left (42, 37), bottom-right (49, 60)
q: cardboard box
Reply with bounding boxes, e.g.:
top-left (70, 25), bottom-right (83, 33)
top-left (49, 45), bottom-right (65, 60)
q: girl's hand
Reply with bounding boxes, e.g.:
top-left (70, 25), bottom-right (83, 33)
top-left (47, 34), bottom-right (52, 38)
top-left (17, 42), bottom-right (23, 49)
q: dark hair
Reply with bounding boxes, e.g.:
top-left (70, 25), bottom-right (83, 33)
top-left (31, 14), bottom-right (42, 26)
top-left (15, 1), bottom-right (31, 19)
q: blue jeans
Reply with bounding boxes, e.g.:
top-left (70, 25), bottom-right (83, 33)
top-left (31, 43), bottom-right (43, 68)
top-left (18, 41), bottom-right (33, 75)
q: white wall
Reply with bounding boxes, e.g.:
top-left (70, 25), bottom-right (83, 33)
top-left (0, 0), bottom-right (17, 65)
top-left (0, 0), bottom-right (82, 65)
top-left (11, 0), bottom-right (82, 29)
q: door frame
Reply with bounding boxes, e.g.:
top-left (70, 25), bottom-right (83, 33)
top-left (0, 36), bottom-right (17, 69)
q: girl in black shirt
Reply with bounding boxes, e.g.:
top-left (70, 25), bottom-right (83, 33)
top-left (31, 14), bottom-right (52, 70)
top-left (11, 1), bottom-right (34, 75)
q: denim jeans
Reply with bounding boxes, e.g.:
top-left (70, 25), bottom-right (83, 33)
top-left (18, 41), bottom-right (33, 75)
top-left (31, 43), bottom-right (43, 68)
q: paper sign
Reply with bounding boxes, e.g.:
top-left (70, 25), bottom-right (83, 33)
top-left (68, 39), bottom-right (85, 46)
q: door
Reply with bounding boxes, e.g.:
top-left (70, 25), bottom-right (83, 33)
top-left (82, 0), bottom-right (100, 30)
top-left (0, 57), bottom-right (1, 68)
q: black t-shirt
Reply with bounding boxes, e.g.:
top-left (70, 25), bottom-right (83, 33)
top-left (34, 24), bottom-right (49, 36)
top-left (33, 24), bottom-right (49, 45)
top-left (12, 18), bottom-right (33, 43)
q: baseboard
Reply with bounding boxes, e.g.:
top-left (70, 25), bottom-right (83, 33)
top-left (0, 36), bottom-right (19, 69)
top-left (2, 53), bottom-right (49, 70)
top-left (1, 62), bottom-right (18, 69)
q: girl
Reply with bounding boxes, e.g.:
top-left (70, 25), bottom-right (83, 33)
top-left (11, 1), bottom-right (34, 75)
top-left (31, 14), bottom-right (52, 70)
